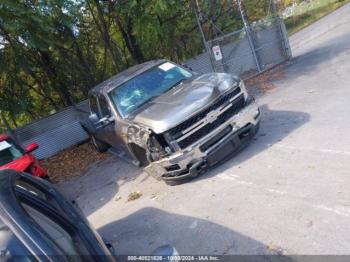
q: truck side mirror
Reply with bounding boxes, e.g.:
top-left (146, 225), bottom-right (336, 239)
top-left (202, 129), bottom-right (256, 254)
top-left (182, 64), bottom-right (193, 71)
top-left (88, 113), bottom-right (99, 124)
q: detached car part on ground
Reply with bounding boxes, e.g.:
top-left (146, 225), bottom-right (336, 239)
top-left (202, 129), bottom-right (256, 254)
top-left (82, 60), bottom-right (260, 185)
top-left (0, 135), bottom-right (48, 179)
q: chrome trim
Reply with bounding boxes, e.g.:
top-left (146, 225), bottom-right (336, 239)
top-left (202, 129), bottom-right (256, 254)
top-left (144, 100), bottom-right (260, 179)
top-left (177, 92), bottom-right (242, 142)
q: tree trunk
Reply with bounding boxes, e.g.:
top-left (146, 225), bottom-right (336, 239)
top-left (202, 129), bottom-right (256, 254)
top-left (39, 51), bottom-right (73, 106)
top-left (0, 112), bottom-right (12, 132)
top-left (115, 16), bottom-right (145, 63)
top-left (90, 0), bottom-right (120, 71)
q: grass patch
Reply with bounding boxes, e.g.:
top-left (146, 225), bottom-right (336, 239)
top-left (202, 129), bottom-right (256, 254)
top-left (285, 0), bottom-right (350, 35)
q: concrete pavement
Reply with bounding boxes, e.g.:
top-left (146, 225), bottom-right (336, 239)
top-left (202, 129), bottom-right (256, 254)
top-left (59, 3), bottom-right (350, 255)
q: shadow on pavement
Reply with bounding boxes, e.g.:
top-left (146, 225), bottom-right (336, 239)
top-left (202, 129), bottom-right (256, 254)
top-left (193, 104), bottom-right (310, 182)
top-left (57, 155), bottom-right (143, 216)
top-left (98, 207), bottom-right (294, 259)
top-left (288, 30), bottom-right (350, 80)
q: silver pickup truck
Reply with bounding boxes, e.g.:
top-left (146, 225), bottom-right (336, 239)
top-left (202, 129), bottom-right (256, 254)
top-left (82, 59), bottom-right (260, 185)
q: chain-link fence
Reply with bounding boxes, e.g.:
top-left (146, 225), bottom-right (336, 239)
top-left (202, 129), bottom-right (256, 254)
top-left (186, 18), bottom-right (291, 77)
top-left (185, 0), bottom-right (291, 78)
top-left (9, 2), bottom-right (292, 159)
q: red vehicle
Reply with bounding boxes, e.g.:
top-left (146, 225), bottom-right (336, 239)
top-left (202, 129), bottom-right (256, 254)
top-left (0, 134), bottom-right (48, 178)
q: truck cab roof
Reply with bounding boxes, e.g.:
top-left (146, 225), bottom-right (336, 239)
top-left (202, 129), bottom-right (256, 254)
top-left (89, 59), bottom-right (166, 95)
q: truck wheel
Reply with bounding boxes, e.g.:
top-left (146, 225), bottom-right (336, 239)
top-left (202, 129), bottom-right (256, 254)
top-left (164, 180), bottom-right (180, 186)
top-left (165, 180), bottom-right (189, 186)
top-left (91, 135), bottom-right (109, 153)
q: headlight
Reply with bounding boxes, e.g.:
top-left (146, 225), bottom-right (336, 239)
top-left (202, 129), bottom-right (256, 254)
top-left (240, 80), bottom-right (248, 100)
top-left (127, 126), bottom-right (149, 145)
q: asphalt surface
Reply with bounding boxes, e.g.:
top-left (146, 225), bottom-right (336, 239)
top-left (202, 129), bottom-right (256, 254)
top-left (59, 3), bottom-right (350, 255)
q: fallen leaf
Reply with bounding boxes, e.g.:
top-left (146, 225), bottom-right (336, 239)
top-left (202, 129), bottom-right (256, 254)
top-left (39, 142), bottom-right (110, 184)
top-left (150, 193), bottom-right (158, 200)
top-left (267, 244), bottom-right (284, 255)
top-left (245, 65), bottom-right (287, 93)
top-left (128, 191), bottom-right (142, 201)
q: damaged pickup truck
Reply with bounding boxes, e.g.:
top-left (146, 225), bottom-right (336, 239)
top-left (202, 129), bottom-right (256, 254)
top-left (82, 60), bottom-right (260, 185)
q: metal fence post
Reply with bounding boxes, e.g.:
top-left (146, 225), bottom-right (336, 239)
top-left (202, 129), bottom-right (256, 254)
top-left (236, 0), bottom-right (262, 72)
top-left (277, 16), bottom-right (292, 59)
top-left (193, 0), bottom-right (215, 72)
top-left (270, 0), bottom-right (292, 59)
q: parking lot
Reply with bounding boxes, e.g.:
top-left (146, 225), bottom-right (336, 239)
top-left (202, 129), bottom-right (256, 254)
top-left (59, 3), bottom-right (350, 255)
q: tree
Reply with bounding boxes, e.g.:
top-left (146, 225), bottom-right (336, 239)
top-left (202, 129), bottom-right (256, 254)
top-left (0, 0), bottom-right (281, 129)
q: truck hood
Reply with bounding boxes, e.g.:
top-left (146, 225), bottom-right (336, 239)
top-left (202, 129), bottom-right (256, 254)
top-left (129, 73), bottom-right (240, 134)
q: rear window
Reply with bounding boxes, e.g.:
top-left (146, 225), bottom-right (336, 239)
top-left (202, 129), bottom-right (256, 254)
top-left (0, 140), bottom-right (23, 166)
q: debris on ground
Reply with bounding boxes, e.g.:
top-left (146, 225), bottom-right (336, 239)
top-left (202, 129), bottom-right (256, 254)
top-left (127, 191), bottom-right (142, 201)
top-left (40, 142), bottom-right (110, 183)
top-left (150, 193), bottom-right (158, 200)
top-left (245, 65), bottom-right (287, 92)
top-left (114, 196), bottom-right (122, 202)
top-left (267, 244), bottom-right (285, 255)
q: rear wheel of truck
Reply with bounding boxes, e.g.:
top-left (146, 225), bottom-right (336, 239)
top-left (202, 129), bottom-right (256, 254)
top-left (91, 135), bottom-right (110, 153)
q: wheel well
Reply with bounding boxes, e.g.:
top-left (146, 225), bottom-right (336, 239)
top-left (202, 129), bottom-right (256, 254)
top-left (80, 123), bottom-right (90, 135)
top-left (80, 120), bottom-right (95, 136)
top-left (128, 143), bottom-right (149, 167)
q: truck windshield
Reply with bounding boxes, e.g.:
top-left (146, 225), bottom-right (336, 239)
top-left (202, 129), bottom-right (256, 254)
top-left (109, 62), bottom-right (192, 117)
top-left (0, 140), bottom-right (23, 166)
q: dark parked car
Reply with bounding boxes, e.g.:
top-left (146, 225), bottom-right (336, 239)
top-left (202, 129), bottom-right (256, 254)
top-left (82, 59), bottom-right (260, 185)
top-left (0, 169), bottom-right (113, 261)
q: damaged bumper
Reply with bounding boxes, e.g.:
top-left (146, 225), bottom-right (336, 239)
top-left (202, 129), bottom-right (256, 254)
top-left (144, 100), bottom-right (261, 183)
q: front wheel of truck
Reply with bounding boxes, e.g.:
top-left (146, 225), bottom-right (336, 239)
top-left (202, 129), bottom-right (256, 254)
top-left (91, 135), bottom-right (110, 153)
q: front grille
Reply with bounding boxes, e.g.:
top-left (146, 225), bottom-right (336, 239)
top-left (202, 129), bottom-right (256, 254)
top-left (177, 94), bottom-right (245, 148)
top-left (165, 164), bottom-right (181, 172)
top-left (199, 125), bottom-right (232, 152)
top-left (167, 86), bottom-right (241, 139)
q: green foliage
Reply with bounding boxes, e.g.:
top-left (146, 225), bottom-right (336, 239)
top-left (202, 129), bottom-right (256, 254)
top-left (284, 0), bottom-right (350, 35)
top-left (0, 0), bottom-right (304, 130)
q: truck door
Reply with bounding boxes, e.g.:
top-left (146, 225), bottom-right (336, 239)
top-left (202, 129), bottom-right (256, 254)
top-left (97, 95), bottom-right (128, 150)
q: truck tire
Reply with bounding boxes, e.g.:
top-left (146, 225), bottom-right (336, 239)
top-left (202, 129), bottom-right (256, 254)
top-left (91, 135), bottom-right (110, 153)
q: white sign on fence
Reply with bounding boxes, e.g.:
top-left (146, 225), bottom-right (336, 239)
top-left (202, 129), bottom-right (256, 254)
top-left (212, 45), bottom-right (223, 61)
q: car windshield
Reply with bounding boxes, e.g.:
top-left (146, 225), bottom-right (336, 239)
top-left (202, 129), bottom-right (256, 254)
top-left (0, 140), bottom-right (23, 166)
top-left (109, 62), bottom-right (193, 117)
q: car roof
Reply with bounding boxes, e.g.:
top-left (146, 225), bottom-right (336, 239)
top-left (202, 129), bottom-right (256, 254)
top-left (89, 59), bottom-right (167, 95)
top-left (0, 134), bottom-right (9, 141)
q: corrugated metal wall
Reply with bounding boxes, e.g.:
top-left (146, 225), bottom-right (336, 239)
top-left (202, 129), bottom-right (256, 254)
top-left (13, 101), bottom-right (90, 159)
top-left (11, 18), bottom-right (291, 160)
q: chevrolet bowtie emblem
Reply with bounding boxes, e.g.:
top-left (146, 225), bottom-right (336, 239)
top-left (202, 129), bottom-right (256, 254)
top-left (206, 110), bottom-right (219, 123)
